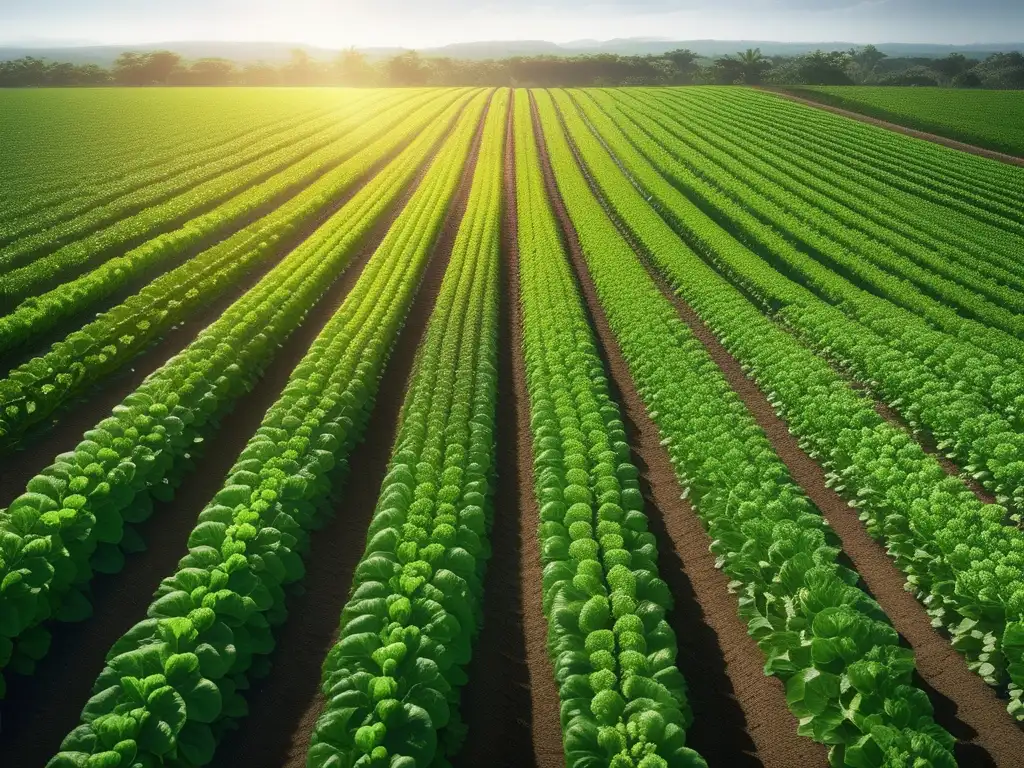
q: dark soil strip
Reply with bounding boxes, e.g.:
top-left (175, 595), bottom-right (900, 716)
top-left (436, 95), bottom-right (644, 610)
top-left (454, 91), bottom-right (565, 768)
top-left (757, 87), bottom-right (1024, 169)
top-left (0, 104), bottom-right (463, 501)
top-left (217, 95), bottom-right (493, 768)
top-left (625, 209), bottom-right (1024, 767)
top-left (0, 108), bottom-right (470, 767)
top-left (531, 91), bottom-right (825, 768)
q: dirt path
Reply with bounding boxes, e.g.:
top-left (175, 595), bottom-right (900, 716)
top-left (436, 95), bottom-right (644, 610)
top-left (634, 246), bottom-right (1024, 767)
top-left (454, 90), bottom-right (566, 768)
top-left (0, 106), bottom-right (468, 768)
top-left (531, 91), bottom-right (827, 768)
top-left (216, 94), bottom-right (494, 768)
top-left (757, 87), bottom-right (1024, 168)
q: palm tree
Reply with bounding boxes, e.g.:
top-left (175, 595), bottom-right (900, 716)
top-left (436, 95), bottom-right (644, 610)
top-left (714, 47), bottom-right (771, 84)
top-left (735, 48), bottom-right (770, 84)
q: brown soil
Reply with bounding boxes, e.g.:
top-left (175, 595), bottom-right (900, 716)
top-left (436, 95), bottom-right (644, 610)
top-left (0, 103), bottom-right (470, 767)
top-left (454, 90), bottom-right (566, 768)
top-left (531, 92), bottom-right (827, 768)
top-left (757, 87), bottom-right (1024, 169)
top-left (634, 234), bottom-right (1024, 767)
top-left (217, 93), bottom-right (494, 768)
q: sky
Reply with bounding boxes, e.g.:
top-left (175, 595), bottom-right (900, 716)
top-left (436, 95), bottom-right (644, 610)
top-left (1, 0), bottom-right (1022, 48)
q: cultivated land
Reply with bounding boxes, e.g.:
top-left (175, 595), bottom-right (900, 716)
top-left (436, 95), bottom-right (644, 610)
top-left (1, 85), bottom-right (1024, 768)
top-left (785, 85), bottom-right (1024, 158)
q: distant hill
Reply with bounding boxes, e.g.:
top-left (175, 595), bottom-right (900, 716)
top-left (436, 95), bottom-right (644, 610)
top-left (2, 38), bottom-right (1022, 66)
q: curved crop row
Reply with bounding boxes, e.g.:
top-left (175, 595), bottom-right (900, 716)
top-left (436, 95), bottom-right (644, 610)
top-left (513, 91), bottom-right (704, 768)
top-left (0, 90), bottom-right (468, 448)
top-left (305, 90), bottom-right (506, 768)
top-left (608, 89), bottom-right (1024, 336)
top-left (0, 90), bottom-right (479, 700)
top-left (556, 87), bottom-right (1024, 722)
top-left (534, 89), bottom-right (955, 766)
top-left (789, 86), bottom-right (1024, 158)
top-left (0, 91), bottom-right (416, 304)
top-left (661, 88), bottom-right (1024, 272)
top-left (42, 91), bottom-right (493, 768)
top-left (564, 89), bottom-right (1024, 514)
top-left (0, 89), bottom-right (316, 218)
top-left (0, 100), bottom-right (349, 248)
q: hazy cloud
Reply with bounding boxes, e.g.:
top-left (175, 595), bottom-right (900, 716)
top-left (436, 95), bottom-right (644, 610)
top-left (1, 0), bottom-right (1021, 47)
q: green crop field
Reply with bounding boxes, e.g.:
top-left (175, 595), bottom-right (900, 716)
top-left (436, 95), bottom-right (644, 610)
top-left (2, 85), bottom-right (1023, 768)
top-left (789, 85), bottom-right (1024, 156)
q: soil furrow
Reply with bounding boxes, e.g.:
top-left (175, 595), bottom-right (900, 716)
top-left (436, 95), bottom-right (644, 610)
top-left (530, 91), bottom-right (825, 768)
top-left (0, 104), bottom-right (470, 766)
top-left (218, 93), bottom-right (493, 768)
top-left (757, 87), bottom-right (1024, 168)
top-left (454, 90), bottom-right (565, 768)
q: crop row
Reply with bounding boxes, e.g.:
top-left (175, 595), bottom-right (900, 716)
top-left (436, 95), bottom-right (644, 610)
top-left (512, 90), bottom-right (704, 768)
top-left (306, 89), bottom-right (504, 768)
top-left (42, 90), bottom-right (493, 768)
top-left (565, 90), bottom-right (1024, 516)
top-left (0, 100), bottom-right (343, 248)
top-left (608, 90), bottom-right (1024, 337)
top-left (534, 88), bottom-right (956, 766)
top-left (0, 91), bottom-right (416, 305)
top-left (672, 89), bottom-right (1024, 267)
top-left (0, 89), bottom-right (334, 220)
top-left (0, 89), bottom-right (479, 701)
top-left (0, 89), bottom-right (469, 448)
top-left (551, 87), bottom-right (1024, 723)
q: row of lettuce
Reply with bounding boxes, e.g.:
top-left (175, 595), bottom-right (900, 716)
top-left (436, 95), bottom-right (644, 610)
top-left (0, 101), bottom-right (338, 256)
top-left (0, 90), bottom-right (469, 449)
top-left (1, 89), bottom-right (318, 224)
top-left (41, 91), bottom-right (494, 767)
top-left (533, 89), bottom-right (956, 766)
top-left (555, 84), bottom-right (1024, 716)
top-left (307, 90), bottom-right (506, 768)
top-left (580, 88), bottom-right (1024, 518)
top-left (513, 91), bottom-right (704, 768)
top-left (0, 90), bottom-right (476, 699)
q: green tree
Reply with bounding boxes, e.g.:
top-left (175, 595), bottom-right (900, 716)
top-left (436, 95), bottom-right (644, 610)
top-left (334, 47), bottom-right (374, 86)
top-left (713, 47), bottom-right (772, 84)
top-left (385, 51), bottom-right (428, 86)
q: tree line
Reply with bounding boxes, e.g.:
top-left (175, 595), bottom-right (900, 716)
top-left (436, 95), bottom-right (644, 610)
top-left (2, 46), bottom-right (1023, 89)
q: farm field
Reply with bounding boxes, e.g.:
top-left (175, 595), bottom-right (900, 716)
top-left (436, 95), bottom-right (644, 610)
top-left (1, 84), bottom-right (1024, 768)
top-left (785, 85), bottom-right (1024, 158)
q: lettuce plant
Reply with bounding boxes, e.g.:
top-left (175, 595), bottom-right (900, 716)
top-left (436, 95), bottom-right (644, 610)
top-left (45, 92), bottom-right (491, 768)
top-left (514, 91), bottom-right (705, 768)
top-left (536, 88), bottom-right (955, 766)
top-left (0, 92), bottom-right (474, 701)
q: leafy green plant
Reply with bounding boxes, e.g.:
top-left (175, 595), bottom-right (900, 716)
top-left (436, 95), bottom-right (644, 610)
top-left (44, 91), bottom-right (491, 768)
top-left (513, 90), bottom-right (705, 768)
top-left (534, 88), bottom-right (954, 766)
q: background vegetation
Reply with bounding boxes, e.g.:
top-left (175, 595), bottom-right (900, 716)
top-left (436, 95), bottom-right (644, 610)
top-left (2, 45), bottom-right (1023, 88)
